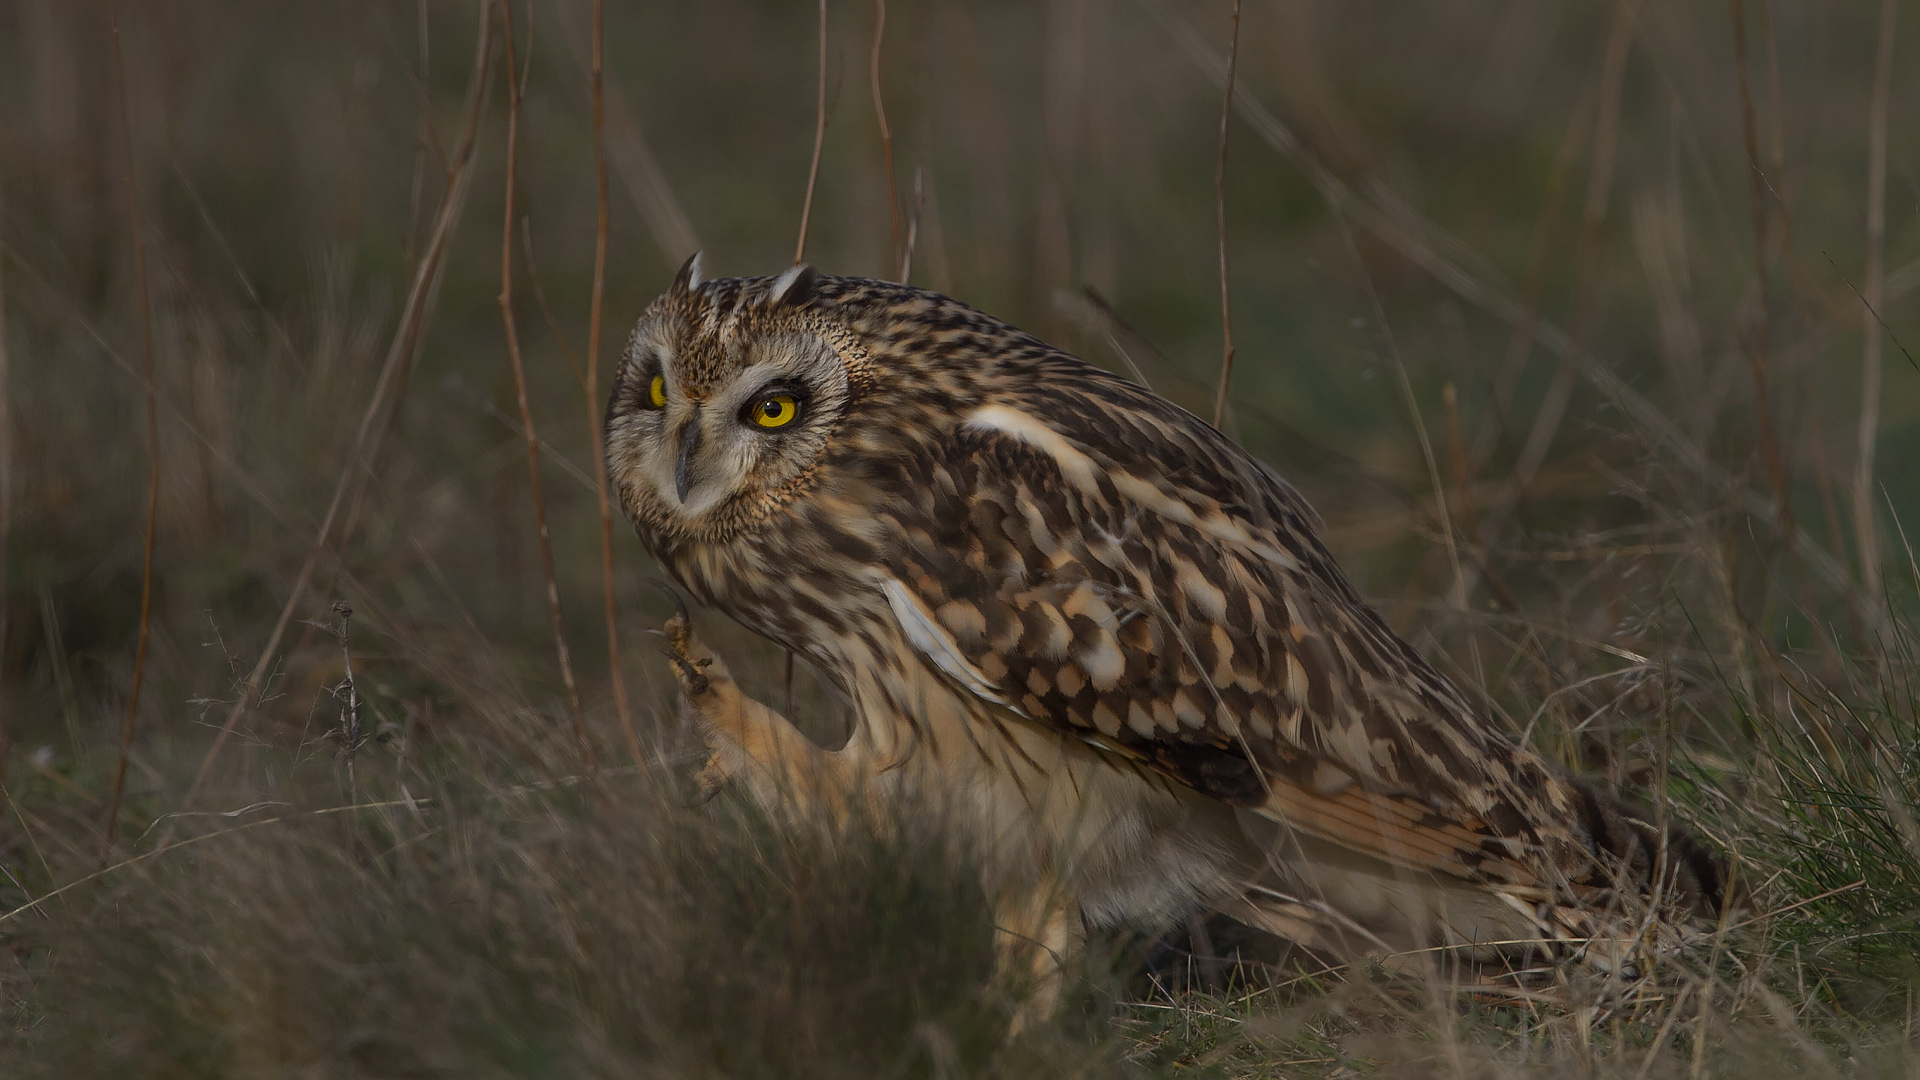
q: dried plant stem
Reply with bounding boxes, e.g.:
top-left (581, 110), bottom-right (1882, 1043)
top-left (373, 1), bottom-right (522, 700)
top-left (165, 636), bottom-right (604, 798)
top-left (1342, 218), bottom-right (1465, 610)
top-left (105, 8), bottom-right (159, 847)
top-left (181, 6), bottom-right (495, 809)
top-left (1441, 385), bottom-right (1479, 536)
top-left (1730, 0), bottom-right (1797, 559)
top-left (1731, 0), bottom-right (1769, 261)
top-left (586, 0), bottom-right (640, 769)
top-left (1150, 0), bottom-right (1852, 593)
top-left (0, 181), bottom-right (11, 788)
top-left (796, 0), bottom-right (829, 265)
top-left (329, 602), bottom-right (364, 800)
top-left (1852, 0), bottom-right (1897, 622)
top-left (1209, 0), bottom-right (1241, 430)
top-left (870, 0), bottom-right (901, 277)
top-left (499, 0), bottom-right (592, 768)
top-left (3, 797), bottom-right (433, 929)
top-left (899, 165), bottom-right (924, 283)
top-left (1449, 0), bottom-right (1634, 603)
top-left (783, 0), bottom-right (829, 714)
top-left (1507, 0), bottom-right (1636, 493)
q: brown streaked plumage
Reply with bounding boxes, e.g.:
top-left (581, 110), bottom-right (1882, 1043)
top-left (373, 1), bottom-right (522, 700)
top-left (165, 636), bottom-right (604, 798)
top-left (606, 258), bottom-right (1728, 1016)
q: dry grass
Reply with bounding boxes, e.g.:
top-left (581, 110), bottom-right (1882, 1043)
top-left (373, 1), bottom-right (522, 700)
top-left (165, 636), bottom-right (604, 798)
top-left (0, 0), bottom-right (1917, 1075)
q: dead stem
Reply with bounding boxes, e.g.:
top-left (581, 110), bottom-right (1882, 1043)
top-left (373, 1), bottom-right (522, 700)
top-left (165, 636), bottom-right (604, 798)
top-left (104, 6), bottom-right (159, 849)
top-left (1209, 0), bottom-right (1241, 431)
top-left (327, 602), bottom-right (364, 801)
top-left (1151, 0), bottom-right (1853, 594)
top-left (796, 0), bottom-right (829, 265)
top-left (0, 180), bottom-right (11, 789)
top-left (1442, 385), bottom-right (1480, 538)
top-left (1851, 0), bottom-right (1896, 628)
top-left (1731, 0), bottom-right (1797, 562)
top-left (870, 0), bottom-right (900, 277)
top-left (1340, 216), bottom-right (1466, 610)
top-left (499, 0), bottom-right (593, 770)
top-left (899, 165), bottom-right (924, 283)
top-left (587, 0), bottom-right (640, 770)
top-left (181, 4), bottom-right (496, 810)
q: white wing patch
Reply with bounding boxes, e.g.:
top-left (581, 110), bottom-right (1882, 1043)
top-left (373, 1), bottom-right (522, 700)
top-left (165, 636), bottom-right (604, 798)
top-left (963, 404), bottom-right (1298, 571)
top-left (880, 576), bottom-right (1027, 717)
top-left (964, 405), bottom-right (1101, 490)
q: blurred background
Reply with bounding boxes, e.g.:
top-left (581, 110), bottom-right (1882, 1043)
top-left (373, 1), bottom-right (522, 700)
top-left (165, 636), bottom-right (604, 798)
top-left (1, 0), bottom-right (1917, 1074)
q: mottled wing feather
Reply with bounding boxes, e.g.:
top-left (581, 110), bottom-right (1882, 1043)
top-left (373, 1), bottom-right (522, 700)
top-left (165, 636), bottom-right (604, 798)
top-left (877, 367), bottom-right (1582, 885)
top-left (1255, 778), bottom-right (1547, 890)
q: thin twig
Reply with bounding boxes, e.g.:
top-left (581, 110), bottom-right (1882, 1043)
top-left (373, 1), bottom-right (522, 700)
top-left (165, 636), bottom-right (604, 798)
top-left (1825, 254), bottom-right (1920, 378)
top-left (1341, 217), bottom-right (1465, 610)
top-left (1441, 385), bottom-right (1479, 537)
top-left (499, 0), bottom-right (592, 769)
top-left (0, 180), bottom-right (11, 789)
top-left (796, 0), bottom-right (829, 265)
top-left (1147, 0), bottom-right (1855, 594)
top-left (899, 164), bottom-right (924, 283)
top-left (1209, 0), bottom-right (1241, 431)
top-left (180, 4), bottom-right (496, 810)
top-left (327, 602), bottom-right (365, 800)
top-left (1730, 0), bottom-right (1796, 558)
top-left (587, 0), bottom-right (640, 769)
top-left (2, 799), bottom-right (431, 928)
top-left (870, 0), bottom-right (901, 276)
top-left (1853, 0), bottom-right (1897, 626)
top-left (519, 218), bottom-right (585, 388)
top-left (546, 0), bottom-right (698, 263)
top-left (105, 6), bottom-right (160, 848)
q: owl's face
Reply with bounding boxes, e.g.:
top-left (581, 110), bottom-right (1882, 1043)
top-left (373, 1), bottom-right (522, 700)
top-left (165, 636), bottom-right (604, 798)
top-left (605, 260), bottom-right (856, 544)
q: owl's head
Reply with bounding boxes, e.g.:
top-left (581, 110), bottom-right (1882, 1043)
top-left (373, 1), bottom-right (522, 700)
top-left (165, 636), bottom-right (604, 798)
top-left (605, 255), bottom-right (865, 544)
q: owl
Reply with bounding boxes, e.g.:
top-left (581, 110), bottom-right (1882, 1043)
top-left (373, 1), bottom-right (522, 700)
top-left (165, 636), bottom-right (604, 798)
top-left (605, 257), bottom-right (1728, 1018)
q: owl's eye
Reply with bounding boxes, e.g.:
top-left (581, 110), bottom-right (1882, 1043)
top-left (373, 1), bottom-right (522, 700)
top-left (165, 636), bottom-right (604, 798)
top-left (646, 375), bottom-right (667, 409)
top-left (745, 392), bottom-right (802, 430)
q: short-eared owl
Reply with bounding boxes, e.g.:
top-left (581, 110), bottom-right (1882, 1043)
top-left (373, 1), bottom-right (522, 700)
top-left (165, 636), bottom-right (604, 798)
top-left (606, 258), bottom-right (1727, 1011)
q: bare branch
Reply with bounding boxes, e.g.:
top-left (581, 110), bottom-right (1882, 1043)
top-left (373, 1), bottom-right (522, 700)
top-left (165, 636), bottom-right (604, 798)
top-left (1209, 0), bottom-right (1242, 431)
top-left (796, 0), bottom-right (829, 264)
top-left (499, 0), bottom-right (593, 769)
top-left (104, 5), bottom-right (160, 848)
top-left (588, 0), bottom-right (641, 768)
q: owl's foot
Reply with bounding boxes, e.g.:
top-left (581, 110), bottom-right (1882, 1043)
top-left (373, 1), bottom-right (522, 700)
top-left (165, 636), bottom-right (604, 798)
top-left (660, 606), bottom-right (741, 802)
top-left (658, 599), bottom-right (853, 819)
top-left (994, 883), bottom-right (1085, 1036)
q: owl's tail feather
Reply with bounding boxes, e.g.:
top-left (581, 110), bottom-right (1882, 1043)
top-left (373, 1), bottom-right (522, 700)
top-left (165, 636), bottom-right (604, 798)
top-left (1244, 760), bottom-right (1733, 924)
top-left (1222, 881), bottom-right (1707, 990)
top-left (1230, 772), bottom-right (1734, 982)
top-left (1561, 778), bottom-right (1735, 924)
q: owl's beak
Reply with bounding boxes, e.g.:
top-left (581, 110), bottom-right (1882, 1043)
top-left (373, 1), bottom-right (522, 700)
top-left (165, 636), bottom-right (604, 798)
top-left (672, 418), bottom-right (702, 504)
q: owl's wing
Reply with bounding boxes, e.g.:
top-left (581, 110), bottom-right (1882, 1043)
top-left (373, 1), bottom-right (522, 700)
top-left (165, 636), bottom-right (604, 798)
top-left (873, 382), bottom-right (1600, 891)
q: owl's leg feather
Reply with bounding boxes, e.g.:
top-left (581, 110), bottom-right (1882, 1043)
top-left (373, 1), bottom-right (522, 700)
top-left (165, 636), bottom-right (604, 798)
top-left (663, 611), bottom-right (856, 821)
top-left (993, 881), bottom-right (1083, 1035)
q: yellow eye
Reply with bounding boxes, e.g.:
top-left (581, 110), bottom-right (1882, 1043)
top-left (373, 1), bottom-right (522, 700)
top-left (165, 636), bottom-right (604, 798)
top-left (647, 375), bottom-right (667, 408)
top-left (748, 393), bottom-right (800, 429)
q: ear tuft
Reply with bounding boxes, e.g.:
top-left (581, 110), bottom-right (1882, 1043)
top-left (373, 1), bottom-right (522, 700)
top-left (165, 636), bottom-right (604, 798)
top-left (671, 251), bottom-right (704, 294)
top-left (767, 263), bottom-right (820, 308)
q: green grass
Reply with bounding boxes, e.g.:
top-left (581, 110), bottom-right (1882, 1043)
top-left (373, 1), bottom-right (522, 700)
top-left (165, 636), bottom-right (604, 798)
top-left (3, 0), bottom-right (1919, 1075)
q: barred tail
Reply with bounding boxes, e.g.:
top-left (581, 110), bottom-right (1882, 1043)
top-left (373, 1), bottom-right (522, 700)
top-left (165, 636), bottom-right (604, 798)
top-left (1567, 780), bottom-right (1732, 920)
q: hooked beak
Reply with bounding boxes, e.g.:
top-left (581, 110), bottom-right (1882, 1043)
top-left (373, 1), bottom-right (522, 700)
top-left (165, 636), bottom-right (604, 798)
top-left (672, 416), bottom-right (702, 503)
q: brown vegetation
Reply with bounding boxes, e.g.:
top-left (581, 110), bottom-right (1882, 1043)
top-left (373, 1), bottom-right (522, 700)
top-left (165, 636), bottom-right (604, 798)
top-left (0, 1), bottom-right (1915, 1075)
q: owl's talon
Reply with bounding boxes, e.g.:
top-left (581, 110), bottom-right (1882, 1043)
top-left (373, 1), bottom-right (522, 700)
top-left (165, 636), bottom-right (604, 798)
top-left (661, 648), bottom-right (711, 697)
top-left (647, 577), bottom-right (691, 625)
